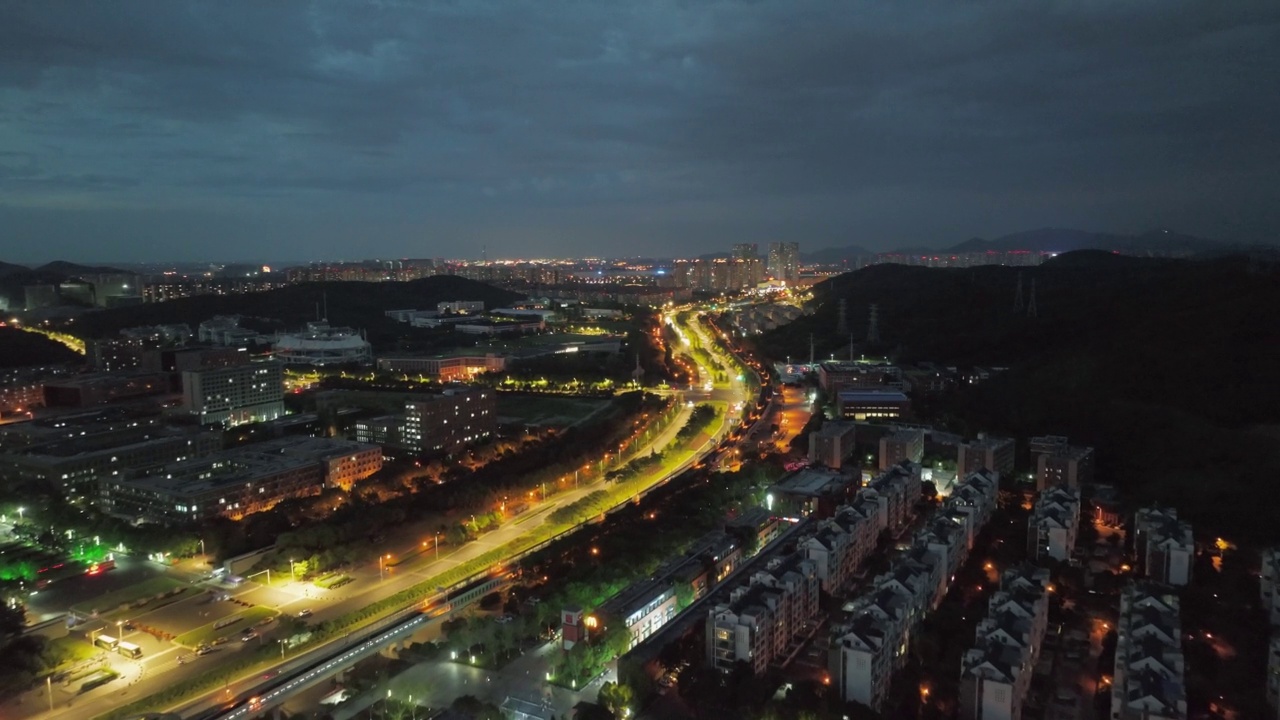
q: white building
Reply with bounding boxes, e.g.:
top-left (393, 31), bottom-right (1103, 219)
top-left (272, 322), bottom-right (372, 366)
top-left (959, 565), bottom-right (1050, 720)
top-left (1028, 485), bottom-right (1081, 562)
top-left (1134, 507), bottom-right (1193, 586)
top-left (1111, 583), bottom-right (1186, 720)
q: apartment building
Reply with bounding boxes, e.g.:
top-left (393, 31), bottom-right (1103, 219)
top-left (707, 553), bottom-right (819, 675)
top-left (1262, 548), bottom-right (1280, 626)
top-left (1028, 485), bottom-right (1081, 562)
top-left (1134, 507), bottom-right (1194, 586)
top-left (808, 421), bottom-right (857, 470)
top-left (879, 428), bottom-right (924, 471)
top-left (959, 565), bottom-right (1051, 720)
top-left (1035, 444), bottom-right (1094, 491)
top-left (830, 469), bottom-right (1000, 710)
top-left (1111, 583), bottom-right (1187, 720)
top-left (957, 435), bottom-right (1016, 478)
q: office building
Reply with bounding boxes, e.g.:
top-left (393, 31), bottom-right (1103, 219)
top-left (100, 437), bottom-right (381, 523)
top-left (599, 579), bottom-right (678, 652)
top-left (767, 466), bottom-right (857, 519)
top-left (836, 390), bottom-right (911, 421)
top-left (817, 362), bottom-right (904, 394)
top-left (879, 428), bottom-right (924, 470)
top-left (957, 435), bottom-right (1016, 477)
top-left (198, 316), bottom-right (261, 346)
top-left (809, 421), bottom-right (857, 469)
top-left (1134, 507), bottom-right (1193, 586)
top-left (959, 565), bottom-right (1051, 720)
top-left (437, 300), bottom-right (486, 314)
top-left (86, 337), bottom-right (149, 372)
top-left (0, 379), bottom-right (45, 416)
top-left (182, 361), bottom-right (285, 427)
top-left (1028, 485), bottom-right (1081, 562)
top-left (1111, 583), bottom-right (1186, 720)
top-left (43, 372), bottom-right (168, 408)
top-left (376, 353), bottom-right (507, 381)
top-left (0, 420), bottom-right (221, 496)
top-left (402, 388), bottom-right (495, 454)
top-left (767, 242), bottom-right (801, 284)
top-left (1035, 444), bottom-right (1094, 491)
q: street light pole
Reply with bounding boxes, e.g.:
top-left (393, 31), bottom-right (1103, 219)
top-left (435, 533), bottom-right (440, 560)
top-left (47, 675), bottom-right (53, 711)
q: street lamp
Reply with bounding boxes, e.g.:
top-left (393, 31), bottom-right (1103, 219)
top-left (16, 507), bottom-right (23, 521)
top-left (435, 532), bottom-right (441, 560)
top-left (289, 558), bottom-right (297, 581)
top-left (379, 553), bottom-right (392, 582)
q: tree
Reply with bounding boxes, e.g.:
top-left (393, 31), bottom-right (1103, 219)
top-left (598, 680), bottom-right (634, 717)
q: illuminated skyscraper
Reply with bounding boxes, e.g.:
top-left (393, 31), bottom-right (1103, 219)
top-left (767, 242), bottom-right (801, 283)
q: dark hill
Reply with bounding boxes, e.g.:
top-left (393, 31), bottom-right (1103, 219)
top-left (70, 275), bottom-right (524, 341)
top-left (757, 253), bottom-right (1280, 541)
top-left (34, 261), bottom-right (125, 276)
top-left (803, 245), bottom-right (876, 264)
top-left (0, 261), bottom-right (30, 277)
top-left (0, 327), bottom-right (83, 368)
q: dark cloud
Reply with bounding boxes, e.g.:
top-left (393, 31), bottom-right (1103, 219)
top-left (0, 0), bottom-right (1277, 262)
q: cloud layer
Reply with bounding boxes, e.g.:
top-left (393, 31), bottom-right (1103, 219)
top-left (2, 0), bottom-right (1277, 261)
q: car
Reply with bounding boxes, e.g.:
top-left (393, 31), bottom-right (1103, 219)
top-left (197, 645), bottom-right (213, 656)
top-left (297, 609), bottom-right (312, 618)
top-left (241, 631), bottom-right (259, 642)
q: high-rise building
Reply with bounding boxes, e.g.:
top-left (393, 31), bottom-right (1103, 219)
top-left (1035, 444), bottom-right (1094, 491)
top-left (402, 388), bottom-right (495, 454)
top-left (182, 361), bottom-right (285, 427)
top-left (767, 242), bottom-right (801, 284)
top-left (809, 421), bottom-right (857, 469)
top-left (879, 428), bottom-right (925, 470)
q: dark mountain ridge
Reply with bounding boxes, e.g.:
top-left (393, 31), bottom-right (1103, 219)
top-left (757, 251), bottom-right (1280, 541)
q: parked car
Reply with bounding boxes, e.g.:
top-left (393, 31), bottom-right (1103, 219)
top-left (297, 609), bottom-right (313, 618)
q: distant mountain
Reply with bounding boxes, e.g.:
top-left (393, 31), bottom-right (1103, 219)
top-left (0, 261), bottom-right (30, 277)
top-left (802, 228), bottom-right (1227, 264)
top-left (69, 275), bottom-right (524, 341)
top-left (34, 261), bottom-right (126, 276)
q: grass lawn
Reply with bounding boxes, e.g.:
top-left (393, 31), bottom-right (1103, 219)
top-left (70, 577), bottom-right (188, 616)
top-left (174, 606), bottom-right (277, 648)
top-left (46, 635), bottom-right (100, 667)
top-left (497, 396), bottom-right (609, 427)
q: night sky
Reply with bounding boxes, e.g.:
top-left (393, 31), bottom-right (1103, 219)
top-left (2, 1), bottom-right (1277, 262)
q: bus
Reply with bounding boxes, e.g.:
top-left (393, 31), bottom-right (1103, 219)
top-left (94, 634), bottom-right (119, 651)
top-left (116, 641), bottom-right (142, 659)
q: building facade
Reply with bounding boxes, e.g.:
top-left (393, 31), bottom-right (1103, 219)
top-left (808, 421), bottom-right (857, 469)
top-left (879, 428), bottom-right (925, 471)
top-left (957, 435), bottom-right (1016, 478)
top-left (182, 361), bottom-right (285, 427)
top-left (1134, 507), bottom-right (1193, 586)
top-left (1111, 583), bottom-right (1187, 720)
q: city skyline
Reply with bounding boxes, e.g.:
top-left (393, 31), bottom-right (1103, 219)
top-left (3, 2), bottom-right (1278, 262)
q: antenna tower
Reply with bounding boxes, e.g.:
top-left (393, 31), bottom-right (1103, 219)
top-left (867, 304), bottom-right (880, 344)
top-left (809, 333), bottom-right (815, 365)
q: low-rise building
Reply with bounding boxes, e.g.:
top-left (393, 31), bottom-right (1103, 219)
top-left (836, 390), bottom-right (911, 421)
top-left (376, 352), bottom-right (507, 381)
top-left (1111, 583), bottom-right (1186, 720)
top-left (766, 466), bottom-right (857, 519)
top-left (100, 437), bottom-right (381, 523)
top-left (0, 422), bottom-right (221, 498)
top-left (1028, 485), bottom-right (1081, 562)
top-left (1134, 507), bottom-right (1193, 586)
top-left (599, 579), bottom-right (678, 652)
top-left (817, 361), bottom-right (904, 394)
